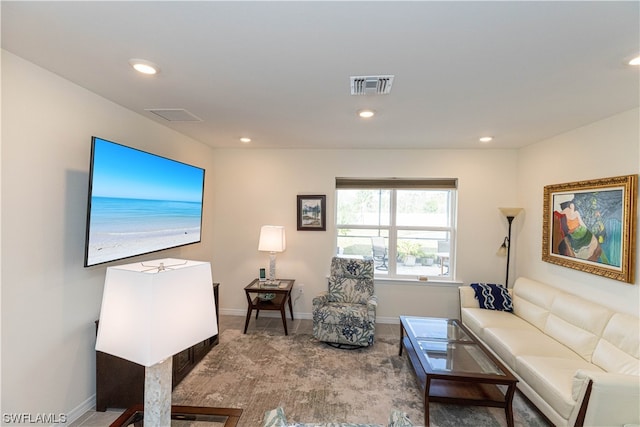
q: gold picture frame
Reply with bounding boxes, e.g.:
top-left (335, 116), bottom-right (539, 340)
top-left (542, 174), bottom-right (637, 283)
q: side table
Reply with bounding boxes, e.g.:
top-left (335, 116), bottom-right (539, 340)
top-left (244, 278), bottom-right (295, 335)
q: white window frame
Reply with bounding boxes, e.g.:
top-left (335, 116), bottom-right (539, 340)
top-left (335, 178), bottom-right (457, 280)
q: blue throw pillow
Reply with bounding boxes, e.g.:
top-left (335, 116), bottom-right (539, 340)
top-left (469, 283), bottom-right (513, 312)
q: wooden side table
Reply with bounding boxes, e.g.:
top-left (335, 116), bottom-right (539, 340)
top-left (109, 405), bottom-right (242, 427)
top-left (243, 278), bottom-right (295, 335)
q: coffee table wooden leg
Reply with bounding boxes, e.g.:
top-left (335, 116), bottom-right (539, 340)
top-left (504, 383), bottom-right (516, 427)
top-left (424, 378), bottom-right (431, 427)
top-left (399, 323), bottom-right (404, 356)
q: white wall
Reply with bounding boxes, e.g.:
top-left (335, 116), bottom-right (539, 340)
top-left (517, 108), bottom-right (640, 315)
top-left (1, 51), bottom-right (217, 420)
top-left (211, 148), bottom-right (519, 321)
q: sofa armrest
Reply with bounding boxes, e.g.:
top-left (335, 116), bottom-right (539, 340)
top-left (312, 292), bottom-right (329, 308)
top-left (569, 369), bottom-right (640, 427)
top-left (459, 286), bottom-right (480, 308)
top-left (367, 295), bottom-right (378, 319)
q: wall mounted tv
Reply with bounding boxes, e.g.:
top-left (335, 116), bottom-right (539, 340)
top-left (84, 137), bottom-right (205, 267)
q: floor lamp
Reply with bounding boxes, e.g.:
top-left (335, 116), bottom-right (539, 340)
top-left (96, 258), bottom-right (217, 426)
top-left (497, 208), bottom-right (523, 288)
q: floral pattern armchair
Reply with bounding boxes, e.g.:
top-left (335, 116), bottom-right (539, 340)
top-left (312, 257), bottom-right (377, 347)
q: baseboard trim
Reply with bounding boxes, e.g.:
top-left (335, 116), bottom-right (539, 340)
top-left (58, 394), bottom-right (95, 426)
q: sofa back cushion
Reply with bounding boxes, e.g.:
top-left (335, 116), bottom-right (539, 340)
top-left (592, 313), bottom-right (640, 374)
top-left (512, 277), bottom-right (559, 331)
top-left (544, 292), bottom-right (613, 361)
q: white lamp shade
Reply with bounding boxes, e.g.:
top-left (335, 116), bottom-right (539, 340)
top-left (95, 258), bottom-right (217, 367)
top-left (258, 225), bottom-right (286, 252)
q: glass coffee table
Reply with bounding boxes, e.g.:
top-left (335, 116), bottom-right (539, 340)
top-left (109, 405), bottom-right (243, 427)
top-left (399, 316), bottom-right (518, 427)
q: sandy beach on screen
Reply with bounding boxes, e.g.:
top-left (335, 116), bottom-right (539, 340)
top-left (87, 229), bottom-right (200, 265)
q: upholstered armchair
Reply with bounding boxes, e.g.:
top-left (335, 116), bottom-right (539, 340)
top-left (312, 257), bottom-right (377, 348)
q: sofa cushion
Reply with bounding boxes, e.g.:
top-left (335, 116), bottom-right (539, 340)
top-left (314, 302), bottom-right (370, 325)
top-left (516, 355), bottom-right (603, 419)
top-left (470, 283), bottom-right (513, 312)
top-left (544, 293), bottom-right (613, 362)
top-left (592, 313), bottom-right (640, 375)
top-left (461, 307), bottom-right (537, 342)
top-left (483, 327), bottom-right (582, 369)
top-left (512, 278), bottom-right (560, 331)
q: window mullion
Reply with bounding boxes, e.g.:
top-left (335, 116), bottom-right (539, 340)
top-left (388, 189), bottom-right (398, 275)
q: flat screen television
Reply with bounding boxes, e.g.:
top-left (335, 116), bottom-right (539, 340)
top-left (84, 137), bottom-right (205, 267)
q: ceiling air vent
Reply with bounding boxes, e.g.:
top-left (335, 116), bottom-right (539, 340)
top-left (350, 75), bottom-right (394, 95)
top-left (145, 108), bottom-right (203, 122)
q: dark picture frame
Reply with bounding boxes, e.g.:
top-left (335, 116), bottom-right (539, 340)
top-left (297, 195), bottom-right (326, 231)
top-left (542, 174), bottom-right (637, 284)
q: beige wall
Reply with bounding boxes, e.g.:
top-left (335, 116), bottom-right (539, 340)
top-left (1, 51), bottom-right (217, 420)
top-left (210, 148), bottom-right (519, 321)
top-left (2, 47), bottom-right (638, 422)
top-left (516, 108), bottom-right (640, 315)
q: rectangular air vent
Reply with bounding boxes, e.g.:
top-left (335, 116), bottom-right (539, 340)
top-left (145, 108), bottom-right (203, 122)
top-left (350, 75), bottom-right (394, 95)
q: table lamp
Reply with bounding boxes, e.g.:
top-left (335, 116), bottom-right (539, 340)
top-left (95, 258), bottom-right (217, 426)
top-left (258, 225), bottom-right (286, 281)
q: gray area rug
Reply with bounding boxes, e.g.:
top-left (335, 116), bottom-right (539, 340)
top-left (172, 329), bottom-right (549, 427)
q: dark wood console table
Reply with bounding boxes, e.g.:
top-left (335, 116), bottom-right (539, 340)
top-left (96, 283), bottom-right (220, 411)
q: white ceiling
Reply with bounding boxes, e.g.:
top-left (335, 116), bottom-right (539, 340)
top-left (2, 1), bottom-right (639, 150)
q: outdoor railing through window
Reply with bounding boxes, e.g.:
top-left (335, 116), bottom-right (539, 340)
top-left (335, 178), bottom-right (457, 280)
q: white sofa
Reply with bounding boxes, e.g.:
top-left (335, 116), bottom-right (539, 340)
top-left (459, 277), bottom-right (640, 427)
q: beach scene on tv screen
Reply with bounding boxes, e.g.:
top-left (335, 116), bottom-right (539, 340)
top-left (86, 139), bottom-right (204, 266)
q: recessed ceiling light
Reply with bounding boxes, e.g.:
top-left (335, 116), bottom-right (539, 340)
top-left (240, 137), bottom-right (252, 143)
top-left (129, 58), bottom-right (160, 75)
top-left (479, 136), bottom-right (493, 143)
top-left (358, 109), bottom-right (375, 119)
top-left (628, 55), bottom-right (640, 66)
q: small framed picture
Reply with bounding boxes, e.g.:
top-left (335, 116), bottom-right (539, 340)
top-left (297, 195), bottom-right (326, 231)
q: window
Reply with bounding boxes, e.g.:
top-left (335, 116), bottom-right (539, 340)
top-left (336, 178), bottom-right (457, 279)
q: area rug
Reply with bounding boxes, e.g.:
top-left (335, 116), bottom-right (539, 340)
top-left (172, 329), bottom-right (549, 427)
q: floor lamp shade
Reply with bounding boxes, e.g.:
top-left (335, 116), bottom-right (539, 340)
top-left (95, 258), bottom-right (217, 367)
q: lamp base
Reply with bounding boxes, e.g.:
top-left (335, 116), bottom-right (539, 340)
top-left (268, 252), bottom-right (277, 281)
top-left (144, 358), bottom-right (172, 427)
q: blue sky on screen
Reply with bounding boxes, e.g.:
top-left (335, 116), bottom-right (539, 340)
top-left (91, 138), bottom-right (204, 202)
